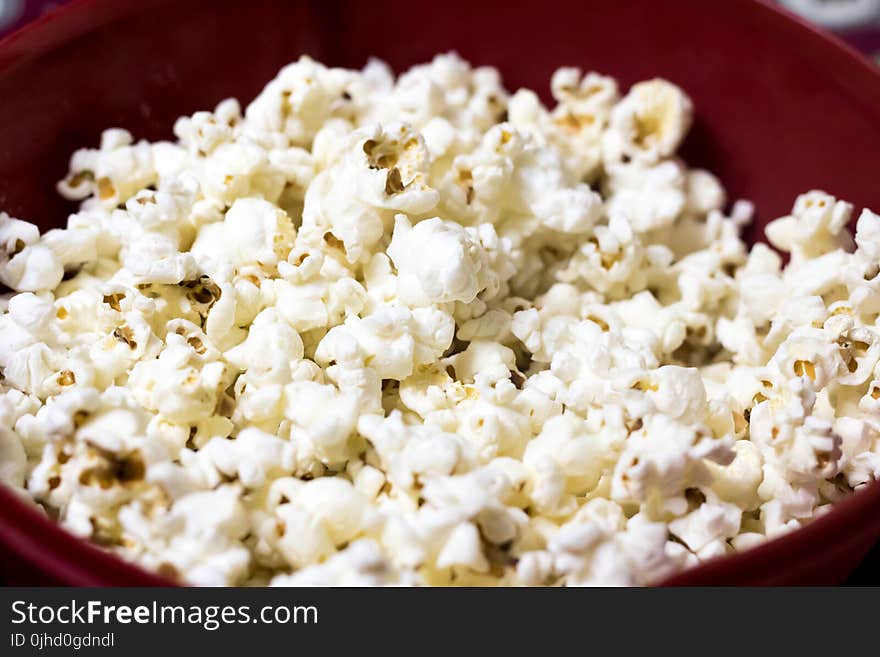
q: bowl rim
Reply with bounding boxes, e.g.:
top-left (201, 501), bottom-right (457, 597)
top-left (1, 0), bottom-right (879, 586)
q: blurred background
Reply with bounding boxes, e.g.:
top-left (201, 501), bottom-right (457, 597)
top-left (0, 0), bottom-right (877, 585)
top-left (2, 0), bottom-right (880, 59)
top-left (2, 0), bottom-right (879, 60)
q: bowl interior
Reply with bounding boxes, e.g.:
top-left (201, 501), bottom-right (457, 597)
top-left (1, 0), bottom-right (880, 585)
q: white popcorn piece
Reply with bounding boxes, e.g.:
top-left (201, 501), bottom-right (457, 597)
top-left (604, 159), bottom-right (687, 233)
top-left (705, 440), bottom-right (764, 510)
top-left (200, 428), bottom-right (296, 488)
top-left (0, 417), bottom-right (27, 488)
top-left (436, 522), bottom-right (489, 572)
top-left (282, 381), bottom-right (360, 465)
top-left (58, 129), bottom-right (157, 207)
top-left (524, 414), bottom-right (606, 514)
top-left (1, 243), bottom-right (64, 292)
top-left (388, 215), bottom-right (495, 306)
top-left (300, 123), bottom-right (439, 264)
top-left (605, 79), bottom-right (693, 165)
top-left (271, 539), bottom-right (399, 586)
top-left (215, 197), bottom-right (295, 269)
top-left (668, 500), bottom-right (742, 552)
top-left (766, 191), bottom-right (853, 258)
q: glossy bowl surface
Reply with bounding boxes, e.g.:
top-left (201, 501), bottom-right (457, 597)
top-left (1, 0), bottom-right (879, 585)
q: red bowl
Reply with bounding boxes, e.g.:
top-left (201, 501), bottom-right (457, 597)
top-left (1, 0), bottom-right (879, 586)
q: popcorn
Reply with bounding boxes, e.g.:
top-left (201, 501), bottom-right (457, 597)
top-left (611, 414), bottom-right (733, 515)
top-left (58, 129), bottom-right (157, 207)
top-left (766, 191), bottom-right (853, 258)
top-left (668, 500), bottom-right (742, 552)
top-left (271, 539), bottom-right (400, 586)
top-left (244, 55), bottom-right (354, 148)
top-left (282, 381), bottom-right (360, 465)
top-left (685, 169), bottom-right (726, 216)
top-left (1, 242), bottom-right (64, 292)
top-left (604, 79), bottom-right (693, 165)
top-left (0, 416), bottom-right (27, 487)
top-left (0, 211), bottom-right (40, 255)
top-left (315, 302), bottom-right (454, 380)
top-left (705, 440), bottom-right (764, 510)
top-left (2, 53), bottom-right (877, 587)
top-left (200, 428), bottom-right (296, 488)
top-left (436, 522), bottom-right (489, 572)
top-left (127, 332), bottom-right (232, 424)
top-left (388, 215), bottom-right (499, 306)
top-left (118, 484), bottom-right (251, 586)
top-left (214, 197), bottom-right (296, 269)
top-left (604, 159), bottom-right (687, 233)
top-left (301, 123), bottom-right (439, 264)
top-left (358, 411), bottom-right (474, 492)
top-left (645, 365), bottom-right (708, 425)
top-left (523, 414), bottom-right (607, 514)
top-left (290, 477), bottom-right (376, 544)
top-left (173, 99), bottom-right (241, 156)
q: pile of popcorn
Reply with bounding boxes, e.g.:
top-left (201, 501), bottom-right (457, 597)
top-left (1, 54), bottom-right (879, 586)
